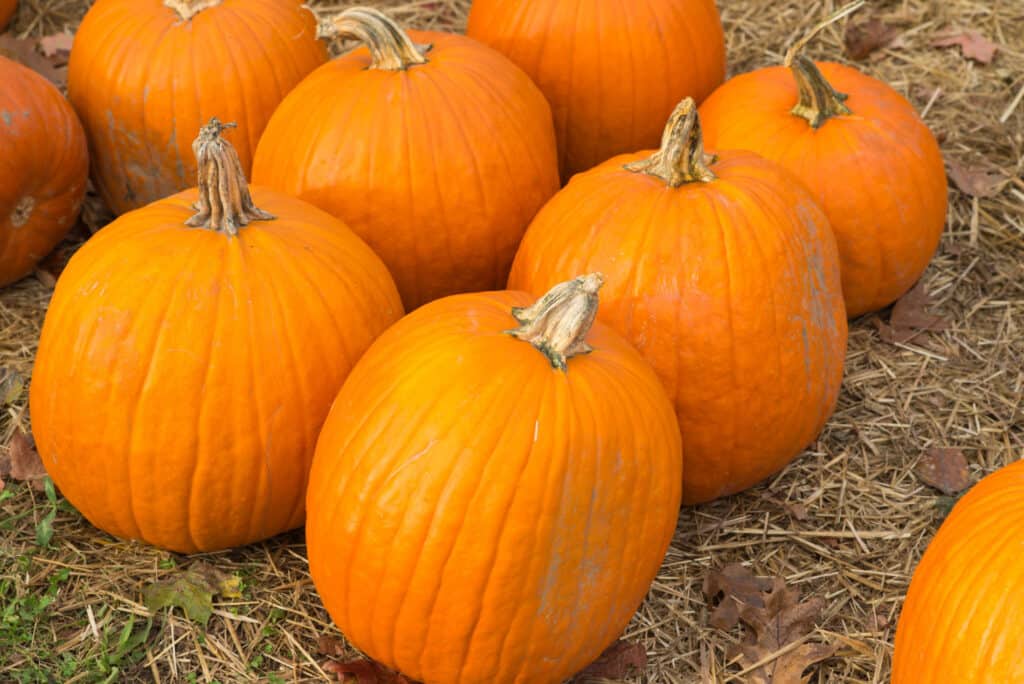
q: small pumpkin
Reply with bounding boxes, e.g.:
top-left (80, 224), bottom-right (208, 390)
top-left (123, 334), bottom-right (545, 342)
top-left (29, 120), bottom-right (403, 554)
top-left (0, 55), bottom-right (88, 287)
top-left (893, 459), bottom-right (1024, 683)
top-left (67, 0), bottom-right (327, 215)
top-left (253, 7), bottom-right (560, 310)
top-left (509, 98), bottom-right (848, 505)
top-left (467, 0), bottom-right (726, 182)
top-left (306, 274), bottom-right (682, 684)
top-left (0, 0), bottom-right (16, 30)
top-left (698, 19), bottom-right (948, 317)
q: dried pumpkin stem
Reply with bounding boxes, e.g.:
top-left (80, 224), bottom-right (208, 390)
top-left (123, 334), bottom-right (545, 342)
top-left (783, 1), bottom-right (863, 128)
top-left (506, 273), bottom-right (604, 372)
top-left (624, 97), bottom-right (716, 187)
top-left (789, 55), bottom-right (852, 128)
top-left (164, 0), bottom-right (222, 21)
top-left (323, 7), bottom-right (430, 71)
top-left (186, 118), bottom-right (274, 236)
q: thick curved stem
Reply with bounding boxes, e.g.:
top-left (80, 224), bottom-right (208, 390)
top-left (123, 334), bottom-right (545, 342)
top-left (323, 7), bottom-right (430, 71)
top-left (789, 55), bottom-right (852, 129)
top-left (506, 274), bottom-right (604, 372)
top-left (624, 97), bottom-right (716, 187)
top-left (186, 118), bottom-right (274, 236)
top-left (164, 0), bottom-right (222, 21)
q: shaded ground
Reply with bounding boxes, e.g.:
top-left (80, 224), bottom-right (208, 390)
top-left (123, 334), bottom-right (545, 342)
top-left (1, 0), bottom-right (1022, 682)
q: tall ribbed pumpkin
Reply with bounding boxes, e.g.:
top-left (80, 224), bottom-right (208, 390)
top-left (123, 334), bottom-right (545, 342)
top-left (467, 0), bottom-right (726, 182)
top-left (698, 31), bottom-right (947, 317)
top-left (509, 99), bottom-right (848, 504)
top-left (29, 120), bottom-right (403, 554)
top-left (0, 56), bottom-right (88, 286)
top-left (306, 274), bottom-right (682, 684)
top-left (67, 0), bottom-right (327, 215)
top-left (252, 8), bottom-right (560, 310)
top-left (893, 459), bottom-right (1024, 682)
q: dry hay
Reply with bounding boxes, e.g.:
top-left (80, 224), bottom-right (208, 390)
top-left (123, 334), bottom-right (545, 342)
top-left (1, 0), bottom-right (1022, 682)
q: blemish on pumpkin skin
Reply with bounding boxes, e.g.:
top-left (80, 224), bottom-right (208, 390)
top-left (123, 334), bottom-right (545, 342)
top-left (10, 197), bottom-right (35, 228)
top-left (1, 111), bottom-right (11, 126)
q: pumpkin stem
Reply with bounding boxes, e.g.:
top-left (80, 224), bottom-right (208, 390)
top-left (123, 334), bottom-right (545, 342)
top-left (783, 1), bottom-right (863, 128)
top-left (321, 7), bottom-right (430, 71)
top-left (506, 273), bottom-right (604, 372)
top-left (624, 97), bottom-right (716, 187)
top-left (164, 0), bottom-right (222, 21)
top-left (186, 118), bottom-right (275, 236)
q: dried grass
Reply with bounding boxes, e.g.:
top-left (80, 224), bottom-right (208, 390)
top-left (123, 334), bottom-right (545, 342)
top-left (2, 0), bottom-right (1022, 682)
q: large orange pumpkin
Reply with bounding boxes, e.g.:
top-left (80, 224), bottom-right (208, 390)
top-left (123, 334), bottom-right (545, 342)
top-left (509, 99), bottom-right (848, 504)
top-left (0, 0), bottom-right (16, 30)
top-left (29, 120), bottom-right (403, 554)
top-left (467, 0), bottom-right (726, 182)
top-left (253, 7), bottom-right (560, 310)
top-left (306, 274), bottom-right (682, 684)
top-left (0, 55), bottom-right (88, 287)
top-left (67, 0), bottom-right (327, 216)
top-left (698, 50), bottom-right (948, 318)
top-left (893, 459), bottom-right (1024, 682)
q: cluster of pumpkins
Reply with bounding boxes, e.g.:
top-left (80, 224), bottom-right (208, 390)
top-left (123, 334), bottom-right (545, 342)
top-left (2, 0), bottom-right (1019, 682)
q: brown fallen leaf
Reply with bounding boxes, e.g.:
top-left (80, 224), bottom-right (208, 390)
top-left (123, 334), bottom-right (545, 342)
top-left (915, 447), bottom-right (970, 495)
top-left (704, 564), bottom-right (773, 630)
top-left (731, 579), bottom-right (835, 684)
top-left (570, 640), bottom-right (647, 682)
top-left (142, 561), bottom-right (244, 626)
top-left (1, 428), bottom-right (47, 491)
top-left (844, 18), bottom-right (901, 60)
top-left (932, 30), bottom-right (998, 64)
top-left (947, 159), bottom-right (1006, 198)
top-left (0, 34), bottom-right (66, 86)
top-left (39, 30), bottom-right (74, 58)
top-left (323, 659), bottom-right (415, 684)
top-left (874, 282), bottom-right (950, 344)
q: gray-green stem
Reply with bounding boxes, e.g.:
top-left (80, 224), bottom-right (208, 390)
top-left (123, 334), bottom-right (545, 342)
top-left (789, 55), bottom-right (852, 129)
top-left (506, 274), bottom-right (604, 372)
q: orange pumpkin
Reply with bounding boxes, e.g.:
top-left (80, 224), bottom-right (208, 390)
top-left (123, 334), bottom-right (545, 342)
top-left (893, 459), bottom-right (1024, 682)
top-left (29, 120), bottom-right (403, 554)
top-left (698, 51), bottom-right (948, 318)
top-left (0, 0), bottom-right (16, 30)
top-left (467, 0), bottom-right (726, 182)
top-left (0, 56), bottom-right (88, 287)
top-left (306, 274), bottom-right (682, 684)
top-left (509, 99), bottom-right (848, 504)
top-left (253, 8), bottom-right (560, 310)
top-left (67, 0), bottom-right (327, 215)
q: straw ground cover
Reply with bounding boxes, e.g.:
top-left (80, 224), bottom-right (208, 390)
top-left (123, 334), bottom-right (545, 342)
top-left (2, 0), bottom-right (1021, 681)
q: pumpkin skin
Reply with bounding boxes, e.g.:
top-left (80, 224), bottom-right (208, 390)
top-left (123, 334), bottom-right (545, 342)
top-left (29, 121), bottom-right (403, 554)
top-left (467, 0), bottom-right (726, 182)
top-left (67, 0), bottom-right (327, 216)
top-left (0, 56), bottom-right (88, 287)
top-left (253, 8), bottom-right (560, 310)
top-left (699, 60), bottom-right (948, 318)
top-left (509, 99), bottom-right (848, 505)
top-left (0, 0), bottom-right (16, 30)
top-left (306, 275), bottom-right (682, 684)
top-left (893, 459), bottom-right (1024, 682)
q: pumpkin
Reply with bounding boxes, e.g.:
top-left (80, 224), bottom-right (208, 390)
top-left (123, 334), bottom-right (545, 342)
top-left (893, 459), bottom-right (1024, 682)
top-left (509, 98), bottom-right (848, 505)
top-left (306, 274), bottom-right (682, 684)
top-left (0, 0), bottom-right (16, 30)
top-left (0, 55), bottom-right (88, 287)
top-left (252, 7), bottom-right (560, 310)
top-left (467, 0), bottom-right (726, 182)
top-left (29, 119), bottom-right (403, 554)
top-left (698, 33), bottom-right (948, 317)
top-left (67, 0), bottom-right (327, 216)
